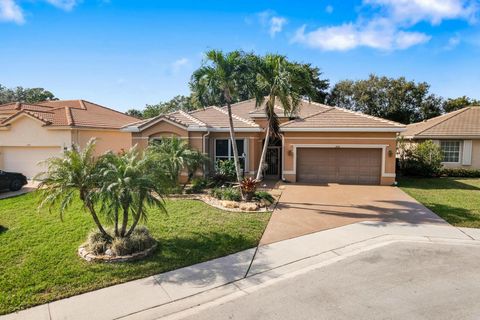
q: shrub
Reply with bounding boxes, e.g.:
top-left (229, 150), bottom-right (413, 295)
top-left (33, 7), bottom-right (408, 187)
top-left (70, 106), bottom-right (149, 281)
top-left (86, 229), bottom-right (111, 254)
top-left (187, 177), bottom-right (210, 194)
top-left (111, 227), bottom-right (156, 256)
top-left (399, 140), bottom-right (443, 177)
top-left (211, 187), bottom-right (242, 201)
top-left (216, 159), bottom-right (237, 181)
top-left (240, 177), bottom-right (259, 201)
top-left (253, 191), bottom-right (275, 206)
top-left (441, 168), bottom-right (480, 178)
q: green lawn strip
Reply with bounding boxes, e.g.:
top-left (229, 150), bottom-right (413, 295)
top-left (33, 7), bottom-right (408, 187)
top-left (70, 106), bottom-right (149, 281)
top-left (0, 192), bottom-right (271, 315)
top-left (399, 177), bottom-right (480, 228)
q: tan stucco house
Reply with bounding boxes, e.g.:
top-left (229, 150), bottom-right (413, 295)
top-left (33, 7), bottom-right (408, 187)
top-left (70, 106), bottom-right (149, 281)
top-left (0, 100), bottom-right (137, 178)
top-left (122, 99), bottom-right (406, 185)
top-left (402, 106), bottom-right (480, 169)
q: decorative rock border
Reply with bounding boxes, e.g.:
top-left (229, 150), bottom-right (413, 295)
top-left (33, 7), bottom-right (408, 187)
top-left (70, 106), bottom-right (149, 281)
top-left (78, 242), bottom-right (158, 263)
top-left (168, 194), bottom-right (273, 212)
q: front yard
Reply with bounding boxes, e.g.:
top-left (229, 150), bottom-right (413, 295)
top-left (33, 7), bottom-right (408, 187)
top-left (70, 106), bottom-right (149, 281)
top-left (399, 177), bottom-right (480, 228)
top-left (0, 192), bottom-right (271, 315)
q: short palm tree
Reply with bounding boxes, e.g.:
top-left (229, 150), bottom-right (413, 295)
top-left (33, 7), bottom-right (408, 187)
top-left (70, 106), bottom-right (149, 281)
top-left (191, 50), bottom-right (246, 183)
top-left (99, 147), bottom-right (165, 238)
top-left (250, 54), bottom-right (316, 180)
top-left (37, 139), bottom-right (111, 239)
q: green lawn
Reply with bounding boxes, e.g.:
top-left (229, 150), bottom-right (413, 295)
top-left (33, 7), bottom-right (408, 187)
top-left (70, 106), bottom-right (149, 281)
top-left (0, 192), bottom-right (271, 315)
top-left (399, 177), bottom-right (480, 228)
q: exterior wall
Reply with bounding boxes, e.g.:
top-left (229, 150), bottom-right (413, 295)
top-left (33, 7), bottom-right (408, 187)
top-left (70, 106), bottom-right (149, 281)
top-left (412, 138), bottom-right (480, 169)
top-left (282, 132), bottom-right (398, 185)
top-left (72, 129), bottom-right (132, 155)
top-left (131, 121), bottom-right (190, 151)
top-left (0, 116), bottom-right (71, 169)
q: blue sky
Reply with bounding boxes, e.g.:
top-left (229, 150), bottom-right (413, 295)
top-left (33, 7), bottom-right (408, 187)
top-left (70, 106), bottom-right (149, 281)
top-left (1, 0), bottom-right (479, 111)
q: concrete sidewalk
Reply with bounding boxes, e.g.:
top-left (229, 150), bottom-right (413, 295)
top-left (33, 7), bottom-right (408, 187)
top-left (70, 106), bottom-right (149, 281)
top-left (2, 221), bottom-right (479, 320)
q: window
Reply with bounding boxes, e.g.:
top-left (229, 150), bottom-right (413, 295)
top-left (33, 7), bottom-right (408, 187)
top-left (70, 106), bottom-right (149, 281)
top-left (440, 141), bottom-right (460, 163)
top-left (215, 139), bottom-right (246, 169)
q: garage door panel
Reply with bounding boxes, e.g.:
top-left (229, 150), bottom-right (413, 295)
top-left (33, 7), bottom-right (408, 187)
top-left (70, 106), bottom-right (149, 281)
top-left (1, 147), bottom-right (63, 179)
top-left (297, 148), bottom-right (381, 185)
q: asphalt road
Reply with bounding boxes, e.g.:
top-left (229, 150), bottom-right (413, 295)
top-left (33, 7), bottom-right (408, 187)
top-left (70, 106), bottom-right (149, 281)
top-left (179, 242), bottom-right (480, 320)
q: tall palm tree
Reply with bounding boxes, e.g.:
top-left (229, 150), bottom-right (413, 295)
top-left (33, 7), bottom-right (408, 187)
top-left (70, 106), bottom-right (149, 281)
top-left (251, 54), bottom-right (316, 180)
top-left (37, 139), bottom-right (112, 239)
top-left (191, 50), bottom-right (246, 183)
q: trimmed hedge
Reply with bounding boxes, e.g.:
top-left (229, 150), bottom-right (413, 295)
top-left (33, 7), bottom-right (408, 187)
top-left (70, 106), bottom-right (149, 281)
top-left (441, 168), bottom-right (480, 178)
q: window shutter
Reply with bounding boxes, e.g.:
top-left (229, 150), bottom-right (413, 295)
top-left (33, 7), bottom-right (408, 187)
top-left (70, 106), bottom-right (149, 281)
top-left (462, 140), bottom-right (472, 165)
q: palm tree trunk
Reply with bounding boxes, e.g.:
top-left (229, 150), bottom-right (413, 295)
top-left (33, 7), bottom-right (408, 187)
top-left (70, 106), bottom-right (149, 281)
top-left (226, 102), bottom-right (243, 183)
top-left (86, 201), bottom-right (112, 240)
top-left (125, 202), bottom-right (143, 238)
top-left (256, 125), bottom-right (270, 181)
top-left (114, 208), bottom-right (119, 237)
top-left (120, 204), bottom-right (129, 237)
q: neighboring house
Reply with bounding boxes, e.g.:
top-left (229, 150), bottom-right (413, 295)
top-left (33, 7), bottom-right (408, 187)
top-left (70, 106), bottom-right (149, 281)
top-left (122, 99), bottom-right (406, 185)
top-left (402, 107), bottom-right (480, 169)
top-left (0, 100), bottom-right (137, 178)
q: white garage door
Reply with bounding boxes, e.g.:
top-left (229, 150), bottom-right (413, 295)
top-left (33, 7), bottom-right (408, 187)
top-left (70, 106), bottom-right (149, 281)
top-left (1, 147), bottom-right (63, 179)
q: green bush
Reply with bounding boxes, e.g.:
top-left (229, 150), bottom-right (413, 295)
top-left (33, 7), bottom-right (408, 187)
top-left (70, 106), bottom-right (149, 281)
top-left (399, 140), bottom-right (443, 177)
top-left (253, 191), bottom-right (275, 206)
top-left (86, 226), bottom-right (156, 256)
top-left (441, 168), bottom-right (480, 178)
top-left (216, 159), bottom-right (237, 181)
top-left (187, 177), bottom-right (210, 194)
top-left (86, 229), bottom-right (110, 254)
top-left (211, 187), bottom-right (242, 201)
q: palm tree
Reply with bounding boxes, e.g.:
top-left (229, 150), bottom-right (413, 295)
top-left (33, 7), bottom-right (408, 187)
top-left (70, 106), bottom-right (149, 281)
top-left (251, 54), bottom-right (316, 180)
top-left (37, 139), bottom-right (112, 240)
top-left (191, 50), bottom-right (246, 183)
top-left (99, 147), bottom-right (165, 238)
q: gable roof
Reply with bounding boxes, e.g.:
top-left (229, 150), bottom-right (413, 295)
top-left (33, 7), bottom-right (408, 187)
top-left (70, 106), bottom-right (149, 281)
top-left (403, 107), bottom-right (480, 138)
top-left (0, 100), bottom-right (138, 129)
top-left (124, 99), bottom-right (405, 133)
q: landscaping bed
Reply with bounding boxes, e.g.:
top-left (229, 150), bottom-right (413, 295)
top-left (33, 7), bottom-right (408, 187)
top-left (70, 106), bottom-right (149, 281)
top-left (399, 177), bottom-right (480, 228)
top-left (0, 192), bottom-right (271, 315)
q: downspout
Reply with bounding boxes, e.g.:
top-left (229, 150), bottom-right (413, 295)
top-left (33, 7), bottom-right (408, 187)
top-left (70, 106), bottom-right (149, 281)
top-left (202, 130), bottom-right (210, 174)
top-left (280, 133), bottom-right (285, 181)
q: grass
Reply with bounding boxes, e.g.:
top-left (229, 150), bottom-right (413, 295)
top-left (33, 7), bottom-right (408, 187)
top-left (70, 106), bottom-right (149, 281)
top-left (399, 177), bottom-right (480, 228)
top-left (0, 192), bottom-right (271, 315)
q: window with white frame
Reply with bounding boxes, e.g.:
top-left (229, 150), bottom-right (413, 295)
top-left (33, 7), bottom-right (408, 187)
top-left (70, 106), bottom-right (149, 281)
top-left (215, 139), bottom-right (246, 169)
top-left (440, 141), bottom-right (460, 163)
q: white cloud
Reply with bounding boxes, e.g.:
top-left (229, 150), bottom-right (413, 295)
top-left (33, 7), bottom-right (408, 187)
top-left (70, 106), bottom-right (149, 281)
top-left (444, 34), bottom-right (461, 50)
top-left (292, 18), bottom-right (431, 51)
top-left (325, 5), bottom-right (334, 14)
top-left (258, 10), bottom-right (287, 38)
top-left (0, 0), bottom-right (24, 24)
top-left (171, 58), bottom-right (189, 73)
top-left (45, 0), bottom-right (81, 11)
top-left (365, 0), bottom-right (478, 25)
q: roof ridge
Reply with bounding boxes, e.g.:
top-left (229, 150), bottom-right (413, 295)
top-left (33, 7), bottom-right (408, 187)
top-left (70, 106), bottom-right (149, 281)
top-left (178, 110), bottom-right (207, 126)
top-left (65, 107), bottom-right (74, 126)
top-left (23, 110), bottom-right (51, 124)
top-left (280, 107), bottom-right (334, 127)
top-left (212, 106), bottom-right (258, 127)
top-left (415, 107), bottom-right (470, 136)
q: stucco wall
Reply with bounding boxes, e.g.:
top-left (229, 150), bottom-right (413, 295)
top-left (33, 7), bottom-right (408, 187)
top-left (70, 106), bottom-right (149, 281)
top-left (282, 131), bottom-right (398, 185)
top-left (72, 129), bottom-right (132, 155)
top-left (131, 120), bottom-right (190, 151)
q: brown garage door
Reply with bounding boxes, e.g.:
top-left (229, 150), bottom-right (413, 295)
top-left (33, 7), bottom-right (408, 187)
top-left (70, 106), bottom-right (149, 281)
top-left (297, 148), bottom-right (382, 185)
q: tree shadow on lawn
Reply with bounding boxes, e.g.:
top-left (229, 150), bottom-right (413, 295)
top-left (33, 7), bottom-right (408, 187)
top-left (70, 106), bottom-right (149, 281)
top-left (399, 177), bottom-right (480, 191)
top-left (0, 225), bottom-right (7, 234)
top-left (425, 203), bottom-right (480, 227)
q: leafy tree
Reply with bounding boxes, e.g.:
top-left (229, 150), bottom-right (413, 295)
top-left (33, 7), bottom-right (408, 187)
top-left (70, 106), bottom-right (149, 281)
top-left (191, 50), bottom-right (247, 183)
top-left (398, 140), bottom-right (443, 177)
top-left (249, 54), bottom-right (317, 180)
top-left (0, 84), bottom-right (58, 104)
top-left (327, 75), bottom-right (443, 124)
top-left (443, 96), bottom-right (480, 113)
top-left (125, 109), bottom-right (143, 118)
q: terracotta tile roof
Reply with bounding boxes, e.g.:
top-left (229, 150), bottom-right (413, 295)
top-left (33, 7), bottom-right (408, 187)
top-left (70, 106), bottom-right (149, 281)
top-left (0, 100), bottom-right (138, 129)
top-left (280, 106), bottom-right (405, 130)
top-left (403, 107), bottom-right (480, 138)
top-left (125, 98), bottom-right (405, 132)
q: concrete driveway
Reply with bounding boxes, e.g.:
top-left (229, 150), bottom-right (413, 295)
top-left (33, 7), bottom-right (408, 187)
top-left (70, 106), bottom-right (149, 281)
top-left (261, 184), bottom-right (446, 244)
top-left (0, 181), bottom-right (38, 200)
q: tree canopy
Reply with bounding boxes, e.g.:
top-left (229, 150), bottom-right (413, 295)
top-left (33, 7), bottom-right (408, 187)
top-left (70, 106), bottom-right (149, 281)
top-left (0, 84), bottom-right (58, 104)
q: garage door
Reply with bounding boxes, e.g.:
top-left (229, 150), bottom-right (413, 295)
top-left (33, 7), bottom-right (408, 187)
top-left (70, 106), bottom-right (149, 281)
top-left (1, 147), bottom-right (63, 179)
top-left (297, 148), bottom-right (382, 185)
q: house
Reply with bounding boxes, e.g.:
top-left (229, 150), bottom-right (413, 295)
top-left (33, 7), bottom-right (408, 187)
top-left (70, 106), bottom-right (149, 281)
top-left (0, 100), bottom-right (138, 178)
top-left (402, 106), bottom-right (480, 169)
top-left (122, 99), bottom-right (406, 185)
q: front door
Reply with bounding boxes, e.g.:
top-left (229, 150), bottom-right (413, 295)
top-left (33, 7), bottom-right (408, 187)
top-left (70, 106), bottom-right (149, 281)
top-left (265, 147), bottom-right (280, 178)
